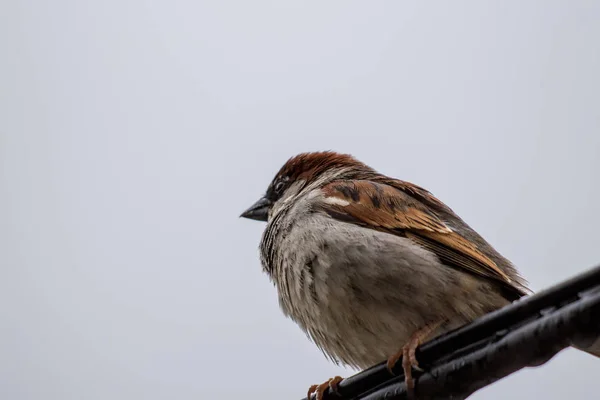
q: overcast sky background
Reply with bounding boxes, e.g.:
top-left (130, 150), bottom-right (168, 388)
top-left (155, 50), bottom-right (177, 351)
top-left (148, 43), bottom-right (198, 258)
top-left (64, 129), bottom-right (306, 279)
top-left (2, 1), bottom-right (599, 399)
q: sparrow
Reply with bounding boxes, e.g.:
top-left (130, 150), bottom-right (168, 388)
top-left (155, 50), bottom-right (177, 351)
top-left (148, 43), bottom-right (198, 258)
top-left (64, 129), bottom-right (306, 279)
top-left (240, 151), bottom-right (599, 399)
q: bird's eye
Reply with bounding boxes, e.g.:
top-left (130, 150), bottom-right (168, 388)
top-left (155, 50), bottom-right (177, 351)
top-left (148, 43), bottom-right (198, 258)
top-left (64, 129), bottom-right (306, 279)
top-left (274, 181), bottom-right (285, 193)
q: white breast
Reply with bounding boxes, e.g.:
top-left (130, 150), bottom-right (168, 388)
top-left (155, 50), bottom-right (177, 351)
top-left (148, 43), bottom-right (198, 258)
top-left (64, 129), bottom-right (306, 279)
top-left (262, 193), bottom-right (507, 368)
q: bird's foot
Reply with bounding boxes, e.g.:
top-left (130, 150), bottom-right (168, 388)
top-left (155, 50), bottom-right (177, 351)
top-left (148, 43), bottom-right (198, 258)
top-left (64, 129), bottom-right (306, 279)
top-left (386, 321), bottom-right (444, 398)
top-left (307, 376), bottom-right (343, 400)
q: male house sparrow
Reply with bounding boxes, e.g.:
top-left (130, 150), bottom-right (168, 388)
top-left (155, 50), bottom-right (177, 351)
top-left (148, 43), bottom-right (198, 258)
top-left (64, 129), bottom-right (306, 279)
top-left (240, 151), bottom-right (599, 399)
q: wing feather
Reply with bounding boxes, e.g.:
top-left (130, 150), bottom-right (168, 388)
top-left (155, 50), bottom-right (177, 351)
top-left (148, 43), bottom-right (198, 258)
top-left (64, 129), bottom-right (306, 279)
top-left (320, 180), bottom-right (518, 291)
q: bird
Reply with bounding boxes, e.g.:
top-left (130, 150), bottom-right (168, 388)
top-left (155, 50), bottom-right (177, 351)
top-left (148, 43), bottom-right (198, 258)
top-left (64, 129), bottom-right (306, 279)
top-left (240, 151), bottom-right (599, 399)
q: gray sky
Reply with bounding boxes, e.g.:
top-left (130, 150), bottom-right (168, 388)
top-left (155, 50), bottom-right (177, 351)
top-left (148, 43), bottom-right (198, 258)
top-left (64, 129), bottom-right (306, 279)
top-left (1, 1), bottom-right (599, 399)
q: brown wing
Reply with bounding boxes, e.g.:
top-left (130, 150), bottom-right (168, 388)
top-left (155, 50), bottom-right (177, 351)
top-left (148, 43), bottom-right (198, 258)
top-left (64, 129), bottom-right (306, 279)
top-left (320, 180), bottom-right (519, 291)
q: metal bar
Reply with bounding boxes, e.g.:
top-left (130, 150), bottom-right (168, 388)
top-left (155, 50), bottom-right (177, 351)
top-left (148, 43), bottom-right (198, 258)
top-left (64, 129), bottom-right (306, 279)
top-left (300, 264), bottom-right (600, 400)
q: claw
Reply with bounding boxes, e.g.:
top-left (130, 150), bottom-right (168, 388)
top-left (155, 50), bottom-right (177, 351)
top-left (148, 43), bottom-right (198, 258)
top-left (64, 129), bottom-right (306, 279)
top-left (307, 376), bottom-right (343, 400)
top-left (386, 321), bottom-right (444, 399)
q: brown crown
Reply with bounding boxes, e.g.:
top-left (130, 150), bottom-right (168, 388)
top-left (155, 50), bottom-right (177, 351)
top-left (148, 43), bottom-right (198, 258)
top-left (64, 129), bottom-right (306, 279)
top-left (276, 151), bottom-right (373, 183)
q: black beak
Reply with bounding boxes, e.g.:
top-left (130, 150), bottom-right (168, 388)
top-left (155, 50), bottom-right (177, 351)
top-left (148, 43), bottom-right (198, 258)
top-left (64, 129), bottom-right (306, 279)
top-left (240, 197), bottom-right (272, 222)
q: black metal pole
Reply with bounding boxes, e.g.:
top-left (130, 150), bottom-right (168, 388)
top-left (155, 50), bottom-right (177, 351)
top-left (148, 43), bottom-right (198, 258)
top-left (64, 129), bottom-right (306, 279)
top-left (300, 264), bottom-right (600, 400)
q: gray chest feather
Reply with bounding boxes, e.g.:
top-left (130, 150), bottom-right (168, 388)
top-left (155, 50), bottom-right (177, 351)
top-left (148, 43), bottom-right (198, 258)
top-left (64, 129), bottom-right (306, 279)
top-left (261, 212), bottom-right (507, 368)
